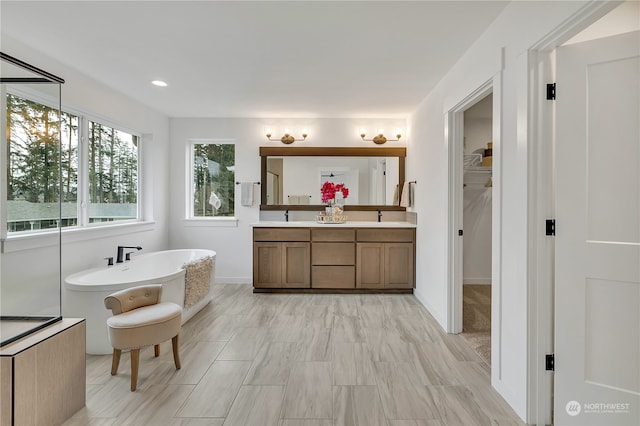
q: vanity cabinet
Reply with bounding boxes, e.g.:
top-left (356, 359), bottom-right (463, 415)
top-left (253, 228), bottom-right (310, 288)
top-left (356, 229), bottom-right (415, 289)
top-left (253, 225), bottom-right (415, 292)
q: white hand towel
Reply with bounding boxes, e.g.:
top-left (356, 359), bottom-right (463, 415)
top-left (241, 182), bottom-right (254, 206)
top-left (400, 182), bottom-right (410, 207)
top-left (208, 191), bottom-right (221, 210)
top-left (409, 182), bottom-right (414, 206)
top-left (298, 195), bottom-right (310, 205)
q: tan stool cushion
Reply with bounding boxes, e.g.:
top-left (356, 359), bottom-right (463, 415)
top-left (106, 302), bottom-right (181, 350)
top-left (105, 284), bottom-right (163, 315)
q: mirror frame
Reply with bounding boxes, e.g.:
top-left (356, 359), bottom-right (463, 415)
top-left (260, 146), bottom-right (406, 211)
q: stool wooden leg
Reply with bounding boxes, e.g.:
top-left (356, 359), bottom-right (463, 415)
top-left (111, 349), bottom-right (121, 375)
top-left (130, 348), bottom-right (140, 391)
top-left (154, 344), bottom-right (160, 357)
top-left (172, 335), bottom-right (181, 370)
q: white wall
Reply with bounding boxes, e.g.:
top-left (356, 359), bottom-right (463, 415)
top-left (463, 172), bottom-right (492, 284)
top-left (464, 94), bottom-right (493, 156)
top-left (168, 118), bottom-right (406, 283)
top-left (463, 100), bottom-right (493, 284)
top-left (464, 118), bottom-right (493, 155)
top-left (0, 36), bottom-right (171, 315)
top-left (406, 1), bottom-right (591, 420)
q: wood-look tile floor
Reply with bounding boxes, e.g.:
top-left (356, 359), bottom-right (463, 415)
top-left (64, 284), bottom-right (525, 426)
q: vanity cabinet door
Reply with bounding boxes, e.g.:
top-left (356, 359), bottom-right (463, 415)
top-left (356, 243), bottom-right (385, 288)
top-left (384, 243), bottom-right (414, 288)
top-left (253, 242), bottom-right (283, 288)
top-left (282, 243), bottom-right (310, 288)
top-left (254, 242), bottom-right (310, 288)
top-left (356, 242), bottom-right (415, 289)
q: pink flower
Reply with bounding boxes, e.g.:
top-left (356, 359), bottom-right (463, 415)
top-left (320, 181), bottom-right (349, 204)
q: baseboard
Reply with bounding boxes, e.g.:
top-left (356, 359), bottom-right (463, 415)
top-left (492, 377), bottom-right (527, 423)
top-left (463, 278), bottom-right (492, 285)
top-left (413, 287), bottom-right (447, 332)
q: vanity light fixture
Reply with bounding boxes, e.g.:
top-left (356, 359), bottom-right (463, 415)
top-left (151, 80), bottom-right (168, 87)
top-left (360, 128), bottom-right (402, 145)
top-left (266, 128), bottom-right (308, 144)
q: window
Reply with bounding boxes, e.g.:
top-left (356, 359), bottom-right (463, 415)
top-left (191, 142), bottom-right (235, 218)
top-left (6, 94), bottom-right (78, 232)
top-left (4, 92), bottom-right (141, 235)
top-left (88, 122), bottom-right (138, 223)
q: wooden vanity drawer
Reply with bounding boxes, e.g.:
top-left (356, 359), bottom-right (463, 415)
top-left (312, 243), bottom-right (355, 265)
top-left (254, 228), bottom-right (310, 242)
top-left (356, 228), bottom-right (415, 243)
top-left (312, 266), bottom-right (355, 288)
top-left (311, 228), bottom-right (355, 242)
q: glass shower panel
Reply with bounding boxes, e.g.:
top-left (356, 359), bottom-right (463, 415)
top-left (1, 53), bottom-right (63, 346)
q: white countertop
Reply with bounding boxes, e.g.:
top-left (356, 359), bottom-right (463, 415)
top-left (252, 221), bottom-right (416, 228)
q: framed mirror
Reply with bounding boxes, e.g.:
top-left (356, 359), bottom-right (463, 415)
top-left (260, 147), bottom-right (406, 211)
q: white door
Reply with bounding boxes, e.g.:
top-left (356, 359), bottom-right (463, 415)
top-left (555, 31), bottom-right (640, 425)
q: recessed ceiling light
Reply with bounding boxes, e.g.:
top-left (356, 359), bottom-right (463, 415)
top-left (151, 80), bottom-right (168, 87)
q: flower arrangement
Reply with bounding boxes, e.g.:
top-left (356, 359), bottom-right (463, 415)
top-left (321, 181), bottom-right (349, 204)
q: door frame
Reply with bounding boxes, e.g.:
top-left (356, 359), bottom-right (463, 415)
top-left (446, 77), bottom-right (498, 335)
top-left (524, 2), bottom-right (621, 424)
top-left (445, 2), bottom-right (621, 425)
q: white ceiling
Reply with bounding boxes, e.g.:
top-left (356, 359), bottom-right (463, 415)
top-left (1, 1), bottom-right (508, 118)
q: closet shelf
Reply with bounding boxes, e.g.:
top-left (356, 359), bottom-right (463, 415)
top-left (464, 166), bottom-right (492, 173)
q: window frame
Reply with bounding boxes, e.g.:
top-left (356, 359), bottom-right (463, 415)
top-left (83, 116), bottom-right (142, 228)
top-left (185, 138), bottom-right (237, 227)
top-left (2, 86), bottom-right (148, 249)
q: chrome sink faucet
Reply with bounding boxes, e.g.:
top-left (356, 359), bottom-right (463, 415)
top-left (116, 245), bottom-right (142, 263)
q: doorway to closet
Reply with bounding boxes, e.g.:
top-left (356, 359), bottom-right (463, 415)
top-left (459, 93), bottom-right (493, 365)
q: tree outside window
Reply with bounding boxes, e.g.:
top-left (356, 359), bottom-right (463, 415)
top-left (5, 93), bottom-right (140, 233)
top-left (88, 122), bottom-right (138, 223)
top-left (192, 143), bottom-right (235, 217)
top-left (6, 94), bottom-right (78, 232)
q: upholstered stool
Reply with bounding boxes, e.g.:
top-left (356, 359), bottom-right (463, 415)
top-left (104, 284), bottom-right (182, 391)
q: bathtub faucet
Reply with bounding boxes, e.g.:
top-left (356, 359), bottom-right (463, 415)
top-left (116, 246), bottom-right (142, 263)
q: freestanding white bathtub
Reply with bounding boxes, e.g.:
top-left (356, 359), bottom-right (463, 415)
top-left (64, 249), bottom-right (216, 354)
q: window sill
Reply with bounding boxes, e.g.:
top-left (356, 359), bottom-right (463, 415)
top-left (183, 217), bottom-right (238, 227)
top-left (1, 221), bottom-right (156, 253)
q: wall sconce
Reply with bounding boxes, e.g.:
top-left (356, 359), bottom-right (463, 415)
top-left (360, 128), bottom-right (402, 145)
top-left (266, 128), bottom-right (308, 144)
